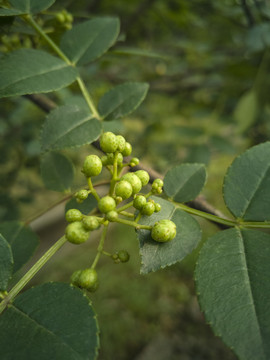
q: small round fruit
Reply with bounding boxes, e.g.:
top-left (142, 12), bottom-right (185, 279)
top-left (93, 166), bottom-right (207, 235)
top-left (152, 178), bottom-right (164, 189)
top-left (154, 203), bottom-right (162, 212)
top-left (82, 216), bottom-right (100, 231)
top-left (70, 269), bottom-right (82, 286)
top-left (78, 268), bottom-right (98, 291)
top-left (117, 250), bottom-right (130, 263)
top-left (65, 222), bottom-right (90, 244)
top-left (121, 173), bottom-right (142, 195)
top-left (129, 157), bottom-right (139, 167)
top-left (100, 132), bottom-right (118, 153)
top-left (76, 189), bottom-right (88, 201)
top-left (116, 135), bottom-right (126, 152)
top-left (135, 170), bottom-right (150, 186)
top-left (141, 202), bottom-right (155, 216)
top-left (65, 209), bottom-right (83, 223)
top-left (115, 180), bottom-right (133, 199)
top-left (82, 155), bottom-right (102, 177)
top-left (122, 142), bottom-right (132, 156)
top-left (106, 210), bottom-right (118, 222)
top-left (133, 195), bottom-right (147, 210)
top-left (151, 219), bottom-right (177, 243)
top-left (98, 196), bottom-right (116, 213)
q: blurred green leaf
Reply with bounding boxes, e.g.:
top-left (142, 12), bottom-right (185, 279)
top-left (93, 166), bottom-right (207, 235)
top-left (0, 234), bottom-right (13, 291)
top-left (0, 49), bottom-right (78, 98)
top-left (98, 82), bottom-right (149, 121)
top-left (196, 228), bottom-right (270, 360)
top-left (60, 17), bottom-right (120, 65)
top-left (9, 0), bottom-right (55, 14)
top-left (0, 282), bottom-right (99, 360)
top-left (137, 197), bottom-right (201, 274)
top-left (40, 152), bottom-right (74, 192)
top-left (223, 142), bottom-right (270, 221)
top-left (234, 90), bottom-right (258, 132)
top-left (65, 194), bottom-right (97, 215)
top-left (0, 8), bottom-right (24, 16)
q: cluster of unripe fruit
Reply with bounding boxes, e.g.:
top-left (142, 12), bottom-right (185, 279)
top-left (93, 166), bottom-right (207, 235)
top-left (65, 132), bottom-right (177, 291)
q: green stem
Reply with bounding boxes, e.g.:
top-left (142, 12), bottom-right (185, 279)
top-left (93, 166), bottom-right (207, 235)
top-left (109, 152), bottom-right (119, 196)
top-left (91, 225), bottom-right (108, 269)
top-left (0, 235), bottom-right (67, 314)
top-left (87, 178), bottom-right (100, 202)
top-left (116, 200), bottom-right (134, 213)
top-left (76, 77), bottom-right (101, 119)
top-left (119, 211), bottom-right (135, 218)
top-left (114, 217), bottom-right (152, 230)
top-left (238, 221), bottom-right (270, 228)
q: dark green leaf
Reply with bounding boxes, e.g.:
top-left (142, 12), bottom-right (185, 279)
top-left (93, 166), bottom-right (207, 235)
top-left (0, 234), bottom-right (13, 291)
top-left (223, 142), bottom-right (270, 221)
top-left (60, 17), bottom-right (120, 65)
top-left (164, 163), bottom-right (207, 203)
top-left (98, 82), bottom-right (149, 121)
top-left (65, 195), bottom-right (98, 215)
top-left (0, 221), bottom-right (39, 274)
top-left (9, 0), bottom-right (55, 14)
top-left (0, 49), bottom-right (78, 98)
top-left (40, 105), bottom-right (102, 151)
top-left (40, 152), bottom-right (74, 192)
top-left (137, 197), bottom-right (201, 274)
top-left (0, 282), bottom-right (99, 360)
top-left (234, 90), bottom-right (258, 132)
top-left (196, 228), bottom-right (270, 360)
top-left (0, 8), bottom-right (24, 16)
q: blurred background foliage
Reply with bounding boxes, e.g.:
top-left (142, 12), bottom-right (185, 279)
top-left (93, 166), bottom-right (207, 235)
top-left (1, 0), bottom-right (270, 358)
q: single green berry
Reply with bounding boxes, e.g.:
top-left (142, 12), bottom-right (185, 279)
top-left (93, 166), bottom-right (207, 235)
top-left (82, 216), bottom-right (100, 231)
top-left (65, 13), bottom-right (74, 23)
top-left (153, 178), bottom-right (164, 188)
top-left (129, 157), bottom-right (140, 167)
top-left (135, 170), bottom-right (150, 186)
top-left (76, 189), bottom-right (88, 201)
top-left (100, 132), bottom-right (118, 153)
top-left (121, 173), bottom-right (142, 195)
top-left (78, 268), bottom-right (98, 292)
top-left (115, 180), bottom-right (133, 199)
top-left (116, 135), bottom-right (126, 152)
top-left (65, 222), bottom-right (90, 244)
top-left (111, 253), bottom-right (118, 261)
top-left (55, 12), bottom-right (65, 23)
top-left (133, 195), bottom-right (147, 210)
top-left (101, 155), bottom-right (108, 166)
top-left (115, 196), bottom-right (123, 204)
top-left (151, 219), bottom-right (177, 243)
top-left (106, 210), bottom-right (118, 222)
top-left (70, 269), bottom-right (82, 286)
top-left (116, 153), bottom-right (123, 165)
top-left (82, 154), bottom-right (102, 177)
top-left (141, 202), bottom-right (155, 216)
top-left (117, 250), bottom-right (130, 263)
top-left (98, 196), bottom-right (116, 213)
top-left (122, 142), bottom-right (132, 156)
top-left (65, 209), bottom-right (83, 223)
top-left (154, 203), bottom-right (162, 212)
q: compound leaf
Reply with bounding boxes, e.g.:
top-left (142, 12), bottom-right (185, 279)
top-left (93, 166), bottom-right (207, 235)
top-left (0, 49), bottom-right (78, 98)
top-left (164, 163), bottom-right (207, 203)
top-left (0, 221), bottom-right (39, 274)
top-left (9, 0), bottom-right (55, 14)
top-left (0, 234), bottom-right (13, 291)
top-left (98, 82), bottom-right (149, 121)
top-left (223, 142), bottom-right (270, 221)
top-left (40, 152), bottom-right (74, 192)
top-left (0, 282), bottom-right (99, 360)
top-left (137, 197), bottom-right (201, 274)
top-left (41, 105), bottom-right (102, 151)
top-left (60, 17), bottom-right (120, 65)
top-left (196, 228), bottom-right (270, 360)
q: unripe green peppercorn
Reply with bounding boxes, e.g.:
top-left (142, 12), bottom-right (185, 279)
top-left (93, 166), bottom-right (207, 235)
top-left (106, 210), bottom-right (118, 222)
top-left (65, 209), bottom-right (83, 223)
top-left (151, 219), bottom-right (177, 242)
top-left (78, 268), bottom-right (98, 292)
top-left (98, 196), bottom-right (116, 213)
top-left (117, 250), bottom-right (130, 263)
top-left (76, 189), bottom-right (88, 201)
top-left (70, 269), bottom-right (82, 286)
top-left (65, 222), bottom-right (90, 244)
top-left (129, 157), bottom-right (140, 167)
top-left (152, 178), bottom-right (164, 189)
top-left (100, 132), bottom-right (118, 153)
top-left (135, 170), bottom-right (150, 186)
top-left (154, 203), bottom-right (162, 212)
top-left (115, 180), bottom-right (133, 199)
top-left (116, 135), bottom-right (126, 152)
top-left (82, 216), bottom-right (100, 231)
top-left (82, 155), bottom-right (102, 177)
top-left (141, 202), bottom-right (155, 216)
top-left (133, 195), bottom-right (147, 210)
top-left (121, 173), bottom-right (142, 195)
top-left (122, 142), bottom-right (132, 156)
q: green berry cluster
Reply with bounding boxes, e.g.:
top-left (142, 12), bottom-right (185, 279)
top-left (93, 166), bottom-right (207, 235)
top-left (55, 9), bottom-right (73, 29)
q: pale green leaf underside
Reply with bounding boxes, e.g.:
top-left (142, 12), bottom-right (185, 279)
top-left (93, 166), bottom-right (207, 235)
top-left (0, 221), bottom-right (39, 274)
top-left (195, 228), bottom-right (270, 360)
top-left (0, 283), bottom-right (99, 360)
top-left (223, 142), bottom-right (270, 221)
top-left (137, 197), bottom-right (201, 274)
top-left (40, 152), bottom-right (74, 192)
top-left (9, 0), bottom-right (55, 14)
top-left (164, 163), bottom-right (207, 203)
top-left (234, 90), bottom-right (257, 132)
top-left (98, 82), bottom-right (149, 121)
top-left (60, 17), bottom-right (120, 65)
top-left (0, 234), bottom-right (13, 291)
top-left (41, 105), bottom-right (102, 151)
top-left (0, 49), bottom-right (78, 98)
